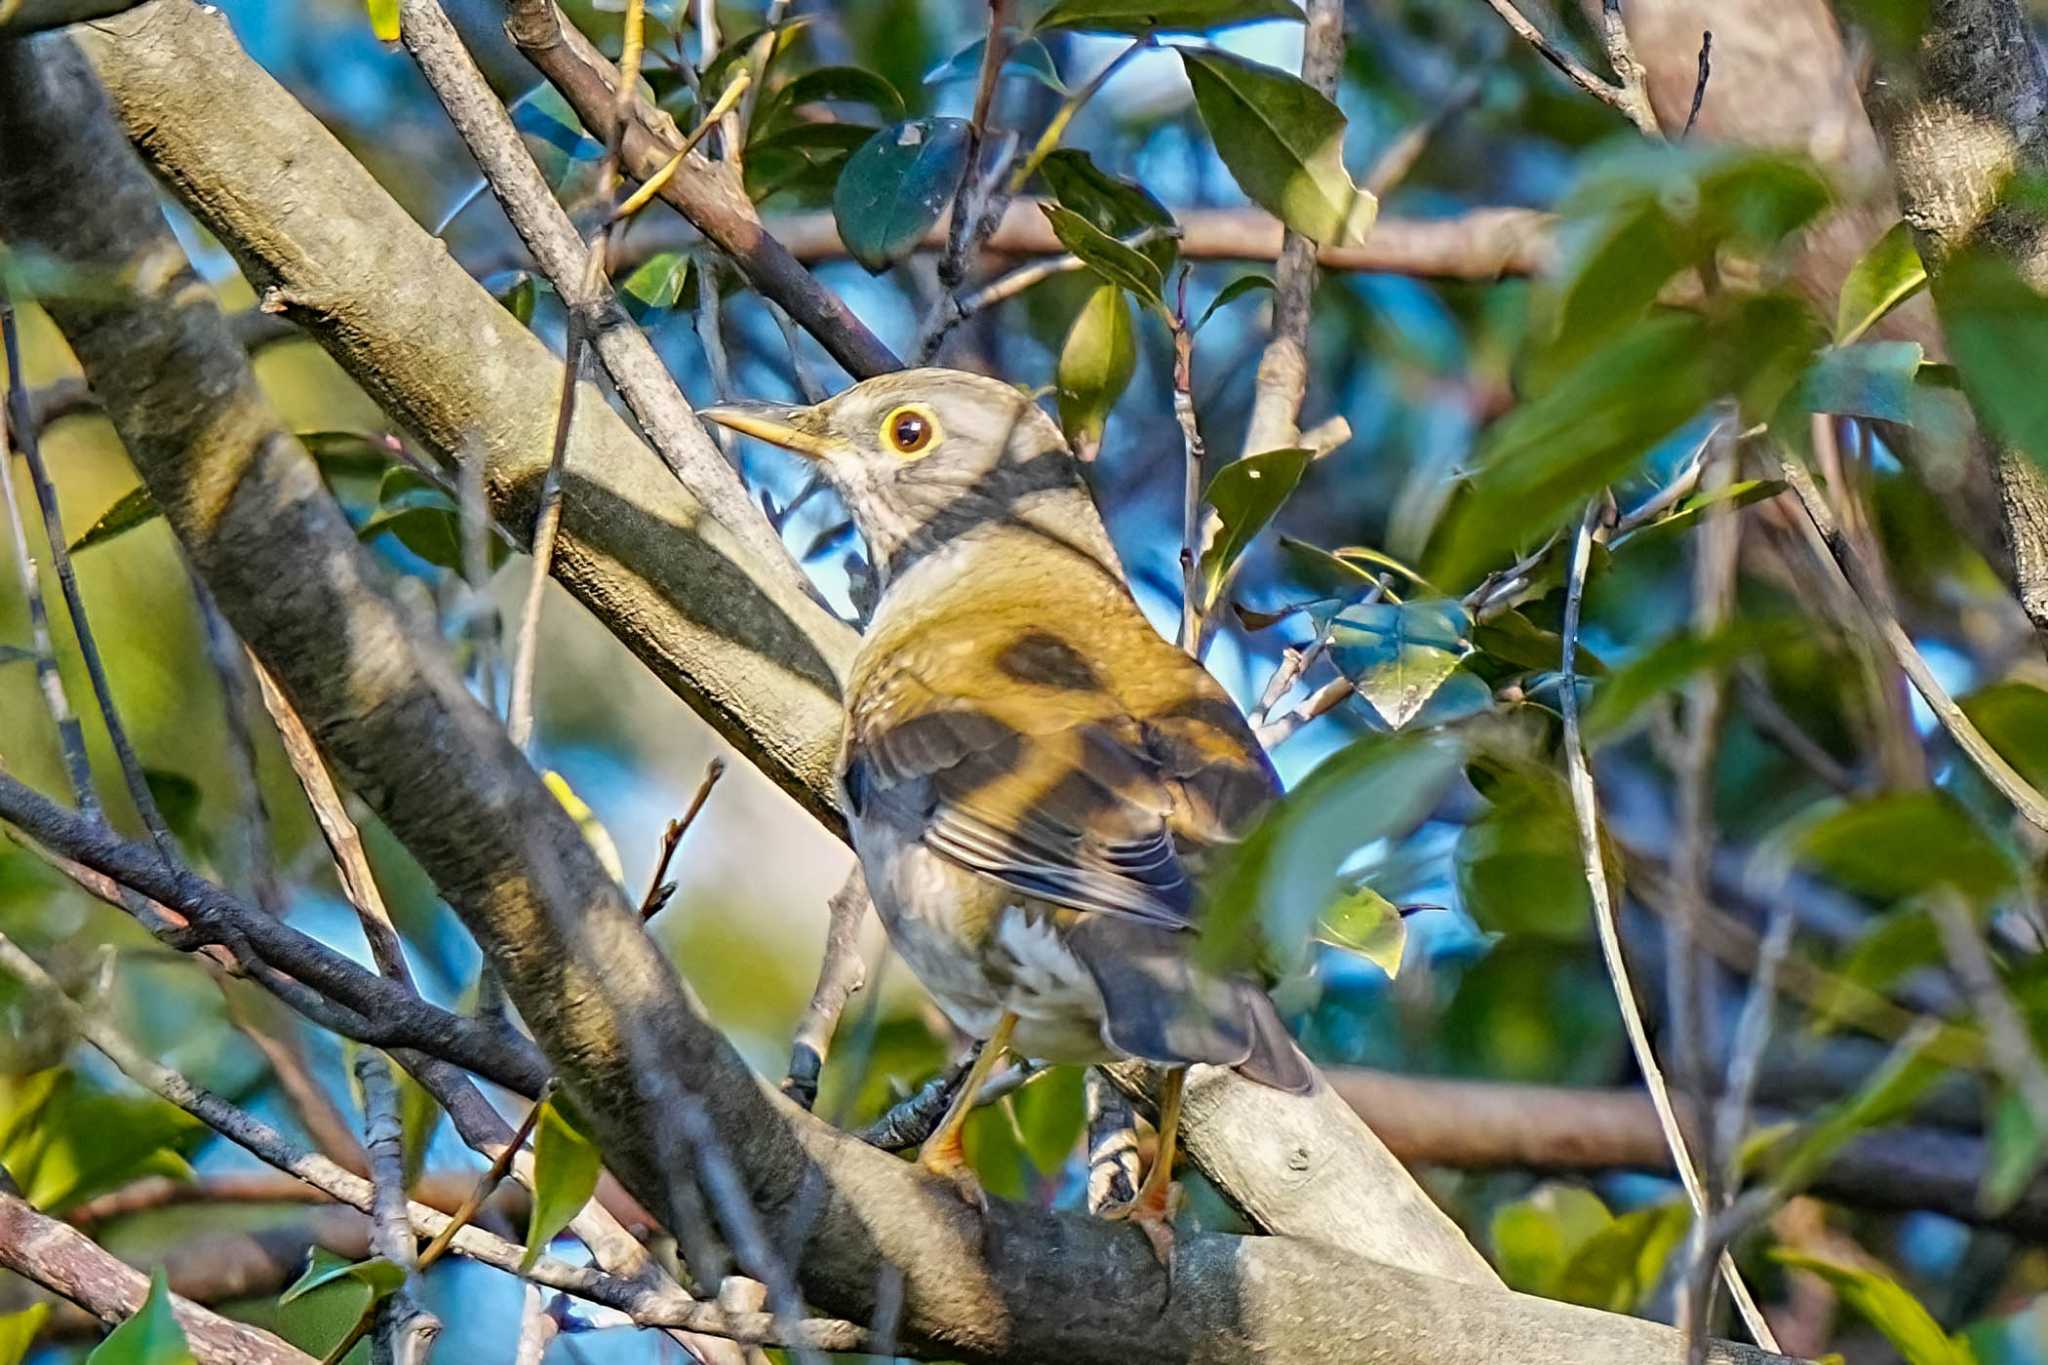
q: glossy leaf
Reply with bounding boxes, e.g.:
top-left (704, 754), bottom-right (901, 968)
top-left (832, 118), bottom-right (972, 273)
top-left (746, 121), bottom-right (877, 204)
top-left (758, 65), bottom-right (906, 136)
top-left (618, 250), bottom-right (696, 322)
top-left (1194, 272), bottom-right (1275, 333)
top-left (925, 33), bottom-right (1067, 93)
top-left (1795, 792), bottom-right (2017, 905)
top-left (1056, 283), bottom-right (1138, 458)
top-left (1937, 250), bottom-right (2048, 472)
top-left (87, 1271), bottom-right (194, 1365)
top-left (1794, 341), bottom-right (1924, 424)
top-left (1040, 202), bottom-right (1165, 309)
top-left (523, 1097), bottom-right (601, 1271)
top-left (1316, 885), bottom-right (1405, 977)
top-left (1771, 1251), bottom-right (1973, 1365)
top-left (0, 1305), bottom-right (47, 1365)
top-left (1198, 448), bottom-right (1310, 609)
top-left (1038, 149), bottom-right (1178, 276)
top-left (356, 467), bottom-right (464, 570)
top-left (277, 1248), bottom-right (386, 1363)
top-left (70, 485), bottom-right (160, 554)
top-left (1179, 47), bottom-right (1375, 247)
top-left (1962, 681), bottom-right (2048, 793)
top-left (1038, 0), bottom-right (1304, 34)
top-left (1837, 220), bottom-right (1928, 344)
top-left (1327, 598), bottom-right (1469, 729)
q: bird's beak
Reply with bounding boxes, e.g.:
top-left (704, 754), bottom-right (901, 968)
top-left (699, 400), bottom-right (835, 460)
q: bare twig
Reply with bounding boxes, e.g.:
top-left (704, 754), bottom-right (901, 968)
top-left (1778, 458), bottom-right (2048, 834)
top-left (851, 1051), bottom-right (1045, 1151)
top-left (1172, 285), bottom-right (1205, 657)
top-left (335, 1051), bottom-right (438, 1365)
top-left (782, 869), bottom-right (871, 1110)
top-left (1682, 31), bottom-right (1713, 138)
top-left (1596, 0), bottom-right (1662, 136)
top-left (914, 0), bottom-right (1018, 363)
top-left (641, 756), bottom-right (725, 920)
top-left (1479, 0), bottom-right (1659, 135)
top-left (1559, 502), bottom-right (1778, 1350)
top-left (2, 300), bottom-right (177, 858)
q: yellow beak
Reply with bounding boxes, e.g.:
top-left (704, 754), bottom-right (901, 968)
top-left (699, 400), bottom-right (835, 459)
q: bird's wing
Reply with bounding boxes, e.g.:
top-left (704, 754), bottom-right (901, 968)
top-left (843, 607), bottom-right (1278, 931)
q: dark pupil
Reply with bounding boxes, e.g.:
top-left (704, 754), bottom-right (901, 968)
top-left (893, 413), bottom-right (929, 450)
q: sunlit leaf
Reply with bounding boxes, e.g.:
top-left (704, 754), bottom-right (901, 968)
top-left (925, 32), bottom-right (1067, 93)
top-left (279, 1254), bottom-right (407, 1305)
top-left (1553, 1201), bottom-right (1690, 1313)
top-left (1771, 1251), bottom-right (1973, 1365)
top-left (618, 250), bottom-right (696, 322)
top-left (0, 1070), bottom-right (203, 1215)
top-left (1038, 0), bottom-right (1303, 34)
top-left (1795, 792), bottom-right (2016, 905)
top-left (1795, 341), bottom-right (1925, 424)
top-left (1040, 202), bottom-right (1165, 309)
top-left (1038, 149), bottom-right (1178, 277)
top-left (1179, 47), bottom-right (1375, 247)
top-left (0, 1305), bottom-right (48, 1365)
top-left (69, 485), bottom-right (160, 554)
top-left (542, 771), bottom-right (625, 884)
top-left (363, 0), bottom-right (397, 41)
top-left (87, 1271), bottom-right (193, 1365)
top-left (1056, 284), bottom-right (1138, 459)
top-left (523, 1097), bottom-right (601, 1271)
top-left (1194, 272), bottom-right (1275, 333)
top-left (1315, 885), bottom-right (1405, 977)
top-left (1937, 250), bottom-right (2048, 473)
top-left (1490, 1183), bottom-right (1611, 1296)
top-left (1838, 221), bottom-right (1928, 345)
top-left (1198, 448), bottom-right (1310, 609)
top-left (1617, 478), bottom-right (1786, 550)
top-left (1327, 598), bottom-right (1469, 730)
top-left (832, 118), bottom-right (972, 273)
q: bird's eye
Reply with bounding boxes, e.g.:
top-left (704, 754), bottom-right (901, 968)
top-left (881, 405), bottom-right (938, 457)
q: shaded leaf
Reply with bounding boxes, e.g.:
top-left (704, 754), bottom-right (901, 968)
top-left (1771, 1251), bottom-right (1973, 1365)
top-left (1811, 904), bottom-right (1943, 1036)
top-left (1179, 47), bottom-right (1375, 247)
top-left (1316, 885), bottom-right (1405, 977)
top-left (700, 19), bottom-right (816, 99)
top-left (1937, 250), bottom-right (2048, 473)
top-left (1490, 1183), bottom-right (1611, 1296)
top-left (1456, 763), bottom-right (1593, 942)
top-left (142, 769), bottom-right (204, 854)
top-left (1056, 283), bottom-right (1138, 458)
top-left (1764, 1026), bottom-right (1948, 1195)
top-left (746, 121), bottom-right (877, 203)
top-left (497, 271), bottom-right (537, 327)
top-left (1982, 1087), bottom-right (2047, 1216)
top-left (1040, 202), bottom-right (1165, 309)
top-left (925, 33), bottom-right (1067, 93)
top-left (832, 118), bottom-right (972, 273)
top-left (1198, 448), bottom-right (1310, 608)
top-left (70, 485), bottom-right (160, 554)
top-left (87, 1270), bottom-right (193, 1365)
top-left (1277, 535), bottom-right (1378, 598)
top-left (1838, 220), bottom-right (1928, 345)
top-left (1471, 609), bottom-right (1602, 677)
top-left (1617, 478), bottom-right (1786, 550)
top-left (1583, 619), bottom-right (1796, 739)
top-left (1039, 148), bottom-right (1178, 277)
top-left (1795, 341), bottom-right (1924, 424)
top-left (1194, 272), bottom-right (1275, 333)
top-left (1554, 1201), bottom-right (1690, 1313)
top-left (1962, 681), bottom-right (2048, 793)
top-left (1795, 792), bottom-right (2016, 905)
top-left (523, 1097), bottom-right (601, 1271)
top-left (277, 1248), bottom-right (383, 1364)
top-left (1327, 598), bottom-right (1469, 729)
top-left (1012, 1065), bottom-right (1085, 1173)
top-left (758, 66), bottom-right (905, 136)
top-left (1038, 0), bottom-right (1303, 31)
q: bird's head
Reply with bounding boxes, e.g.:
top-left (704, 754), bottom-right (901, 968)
top-left (702, 368), bottom-right (1090, 586)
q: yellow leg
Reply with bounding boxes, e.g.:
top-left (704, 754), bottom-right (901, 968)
top-left (1103, 1066), bottom-right (1185, 1266)
top-left (917, 1010), bottom-right (1016, 1209)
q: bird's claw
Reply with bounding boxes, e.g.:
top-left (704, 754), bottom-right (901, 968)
top-left (1100, 1180), bottom-right (1181, 1269)
top-left (918, 1145), bottom-right (989, 1213)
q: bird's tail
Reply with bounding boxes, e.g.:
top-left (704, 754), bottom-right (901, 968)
top-left (1232, 983), bottom-right (1316, 1095)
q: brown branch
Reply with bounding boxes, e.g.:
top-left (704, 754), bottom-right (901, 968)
top-left (499, 0), bottom-right (899, 378)
top-left (642, 756), bottom-right (725, 920)
top-left (781, 868), bottom-right (870, 1110)
top-left (0, 1186), bottom-right (312, 1364)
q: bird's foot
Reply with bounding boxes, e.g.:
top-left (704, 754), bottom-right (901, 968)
top-left (917, 1136), bottom-right (988, 1213)
top-left (1101, 1180), bottom-right (1181, 1268)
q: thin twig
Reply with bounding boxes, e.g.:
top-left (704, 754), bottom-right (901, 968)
top-left (2, 301), bottom-right (177, 858)
top-left (332, 1051), bottom-right (438, 1365)
top-left (641, 756), bottom-right (725, 920)
top-left (1928, 891), bottom-right (2048, 1133)
top-left (852, 1051), bottom-right (1046, 1150)
top-left (1478, 0), bottom-right (1657, 135)
top-left (782, 869), bottom-right (871, 1109)
top-left (914, 0), bottom-right (1018, 362)
top-left (1597, 0), bottom-right (1662, 136)
top-left (1172, 292), bottom-right (1205, 657)
top-left (417, 1093), bottom-right (547, 1268)
top-left (1559, 502), bottom-right (1779, 1350)
top-left (1682, 32), bottom-right (1713, 138)
top-left (1778, 458), bottom-right (2048, 834)
top-left (1363, 75), bottom-right (1483, 198)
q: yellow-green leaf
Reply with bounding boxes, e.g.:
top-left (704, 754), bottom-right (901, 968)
top-left (1837, 220), bottom-right (1927, 345)
top-left (1316, 885), bottom-right (1405, 977)
top-left (543, 770), bottom-right (625, 884)
top-left (0, 1305), bottom-right (48, 1365)
top-left (1056, 284), bottom-right (1138, 459)
top-left (365, 0), bottom-right (398, 41)
top-left (523, 1097), bottom-right (601, 1271)
top-left (1771, 1251), bottom-right (1973, 1365)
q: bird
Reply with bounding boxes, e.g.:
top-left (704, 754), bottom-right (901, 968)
top-left (703, 369), bottom-right (1315, 1260)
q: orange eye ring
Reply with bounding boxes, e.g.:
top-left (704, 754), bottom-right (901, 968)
top-left (881, 405), bottom-right (939, 457)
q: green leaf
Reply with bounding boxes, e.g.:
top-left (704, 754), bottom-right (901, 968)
top-left (1012, 1065), bottom-right (1085, 1173)
top-left (1810, 904), bottom-right (1943, 1036)
top-left (1040, 202), bottom-right (1165, 309)
top-left (1771, 1251), bottom-right (1973, 1365)
top-left (1937, 250), bottom-right (2048, 473)
top-left (925, 33), bottom-right (1067, 93)
top-left (1327, 598), bottom-right (1469, 730)
top-left (618, 250), bottom-right (696, 322)
top-left (1197, 448), bottom-right (1310, 609)
top-left (1981, 1087), bottom-right (2047, 1215)
top-left (1961, 682), bottom-right (2048, 793)
top-left (1038, 149), bottom-right (1178, 277)
top-left (1179, 47), bottom-right (1375, 247)
top-left (0, 644), bottom-right (32, 667)
top-left (496, 271), bottom-right (538, 327)
top-left (1838, 221), bottom-right (1928, 345)
top-left (1617, 478), bottom-right (1787, 550)
top-left (356, 466), bottom-right (504, 573)
top-left (523, 1097), bottom-right (601, 1270)
top-left (746, 121), bottom-right (877, 204)
top-left (87, 1271), bottom-right (194, 1365)
top-left (1583, 619), bottom-right (1796, 739)
top-left (0, 1070), bottom-right (203, 1215)
top-left (69, 485), bottom-right (161, 555)
top-left (1490, 1183), bottom-right (1612, 1295)
top-left (279, 1254), bottom-right (407, 1306)
top-left (831, 118), bottom-right (972, 273)
top-left (542, 770), bottom-right (625, 884)
top-left (699, 18), bottom-right (816, 99)
top-left (1554, 1202), bottom-right (1690, 1313)
top-left (1316, 885), bottom-right (1406, 977)
top-left (758, 66), bottom-right (905, 137)
top-left (0, 1305), bottom-right (48, 1365)
top-left (1056, 284), bottom-right (1138, 458)
top-left (1455, 764), bottom-right (1593, 941)
top-left (1765, 1026), bottom-right (1948, 1195)
top-left (1038, 0), bottom-right (1304, 34)
top-left (1794, 792), bottom-right (2017, 905)
top-left (364, 0), bottom-right (398, 41)
top-left (398, 1066), bottom-right (441, 1190)
top-left (142, 769), bottom-right (205, 854)
top-left (1194, 272), bottom-right (1275, 333)
top-left (277, 1249), bottom-right (389, 1364)
top-left (1203, 731), bottom-right (1464, 973)
top-left (1470, 609), bottom-right (1602, 677)
top-left (1795, 341), bottom-right (1925, 423)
